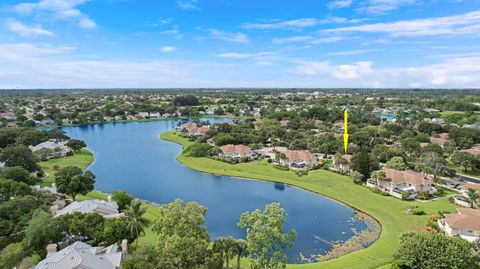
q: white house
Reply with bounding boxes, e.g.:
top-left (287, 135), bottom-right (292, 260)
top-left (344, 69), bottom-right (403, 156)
top-left (279, 150), bottom-right (318, 169)
top-left (30, 139), bottom-right (71, 159)
top-left (367, 168), bottom-right (435, 199)
top-left (53, 198), bottom-right (122, 219)
top-left (438, 208), bottom-right (480, 243)
top-left (219, 144), bottom-right (254, 160)
top-left (33, 240), bottom-right (127, 269)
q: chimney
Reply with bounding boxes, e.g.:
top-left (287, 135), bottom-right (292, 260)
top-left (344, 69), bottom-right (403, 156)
top-left (46, 244), bottom-right (57, 255)
top-left (121, 239), bottom-right (128, 253)
top-left (107, 196), bottom-right (112, 203)
top-left (50, 205), bottom-right (59, 216)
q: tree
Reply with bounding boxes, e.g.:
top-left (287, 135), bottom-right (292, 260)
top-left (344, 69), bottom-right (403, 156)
top-left (184, 143), bottom-right (213, 157)
top-left (54, 166), bottom-right (95, 201)
top-left (370, 170), bottom-right (386, 185)
top-left (386, 156), bottom-right (406, 170)
top-left (421, 152), bottom-right (453, 183)
top-left (232, 239), bottom-right (248, 269)
top-left (466, 188), bottom-right (479, 209)
top-left (0, 145), bottom-right (38, 172)
top-left (0, 164), bottom-right (34, 185)
top-left (352, 150), bottom-right (378, 179)
top-left (123, 200), bottom-right (149, 247)
top-left (152, 199), bottom-right (221, 269)
top-left (451, 151), bottom-right (475, 172)
top-left (112, 190), bottom-right (134, 210)
top-left (394, 232), bottom-right (479, 269)
top-left (66, 139), bottom-right (87, 152)
top-left (0, 179), bottom-right (32, 202)
top-left (22, 210), bottom-right (61, 256)
top-left (213, 237), bottom-right (236, 269)
top-left (238, 202), bottom-right (296, 269)
top-left (350, 171), bottom-right (364, 184)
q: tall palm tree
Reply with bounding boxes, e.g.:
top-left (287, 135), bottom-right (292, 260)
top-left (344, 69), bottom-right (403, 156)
top-left (123, 200), bottom-right (150, 247)
top-left (214, 237), bottom-right (236, 269)
top-left (466, 188), bottom-right (480, 209)
top-left (232, 239), bottom-right (247, 269)
top-left (371, 170), bottom-right (386, 186)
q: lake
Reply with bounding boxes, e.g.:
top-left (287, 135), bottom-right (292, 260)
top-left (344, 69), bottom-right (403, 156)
top-left (62, 118), bottom-right (372, 263)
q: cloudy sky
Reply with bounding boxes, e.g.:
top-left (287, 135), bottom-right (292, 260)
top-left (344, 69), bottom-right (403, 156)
top-left (1, 0), bottom-right (480, 88)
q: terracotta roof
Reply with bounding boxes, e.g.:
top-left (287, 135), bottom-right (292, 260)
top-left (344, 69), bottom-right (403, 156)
top-left (419, 142), bottom-right (429, 148)
top-left (186, 126), bottom-right (208, 134)
top-left (283, 150), bottom-right (315, 162)
top-left (429, 136), bottom-right (448, 146)
top-left (462, 144), bottom-right (480, 156)
top-left (180, 122), bottom-right (198, 129)
top-left (438, 133), bottom-right (449, 139)
top-left (343, 154), bottom-right (353, 164)
top-left (279, 120), bottom-right (289, 126)
top-left (444, 208), bottom-right (480, 230)
top-left (220, 144), bottom-right (251, 154)
top-left (383, 168), bottom-right (432, 186)
top-left (461, 183), bottom-right (480, 193)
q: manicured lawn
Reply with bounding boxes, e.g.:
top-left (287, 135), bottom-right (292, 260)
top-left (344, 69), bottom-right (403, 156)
top-left (161, 131), bottom-right (459, 269)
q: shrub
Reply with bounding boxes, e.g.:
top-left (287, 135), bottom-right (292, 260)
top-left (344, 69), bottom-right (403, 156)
top-left (295, 170), bottom-right (308, 177)
top-left (401, 191), bottom-right (411, 201)
top-left (183, 143), bottom-right (213, 157)
top-left (267, 158), bottom-right (272, 163)
top-left (273, 165), bottom-right (289, 171)
top-left (412, 208), bottom-right (426, 215)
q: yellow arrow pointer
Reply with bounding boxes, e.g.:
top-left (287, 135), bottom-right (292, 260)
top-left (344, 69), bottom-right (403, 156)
top-left (343, 110), bottom-right (348, 154)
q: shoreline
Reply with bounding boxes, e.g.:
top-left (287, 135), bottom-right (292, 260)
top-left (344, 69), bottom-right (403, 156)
top-left (160, 131), bottom-right (385, 267)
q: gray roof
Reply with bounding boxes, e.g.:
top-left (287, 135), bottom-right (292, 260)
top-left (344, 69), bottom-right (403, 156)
top-left (55, 199), bottom-right (119, 218)
top-left (30, 139), bottom-right (69, 152)
top-left (33, 241), bottom-right (123, 269)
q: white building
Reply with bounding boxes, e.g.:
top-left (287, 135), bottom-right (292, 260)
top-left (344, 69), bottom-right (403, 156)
top-left (53, 198), bottom-right (122, 219)
top-left (34, 241), bottom-right (127, 269)
top-left (438, 208), bottom-right (480, 243)
top-left (30, 139), bottom-right (71, 159)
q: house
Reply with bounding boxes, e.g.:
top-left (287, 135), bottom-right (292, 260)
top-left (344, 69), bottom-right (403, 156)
top-left (35, 119), bottom-right (55, 126)
top-left (30, 139), bottom-right (71, 159)
top-left (138, 112), bottom-right (149, 118)
top-left (459, 183), bottom-right (480, 204)
top-left (333, 121), bottom-right (344, 133)
top-left (429, 133), bottom-right (449, 148)
top-left (150, 112), bottom-right (161, 118)
top-left (206, 107), bottom-right (216, 115)
top-left (52, 197), bottom-right (122, 219)
top-left (424, 118), bottom-right (445, 125)
top-left (279, 150), bottom-right (318, 169)
top-left (438, 208), bottom-right (480, 243)
top-left (279, 120), bottom-right (289, 127)
top-left (367, 168), bottom-right (435, 199)
top-left (185, 126), bottom-right (209, 137)
top-left (332, 154), bottom-right (353, 173)
top-left (462, 144), bottom-right (480, 156)
top-left (219, 144), bottom-right (254, 160)
top-left (33, 240), bottom-right (127, 269)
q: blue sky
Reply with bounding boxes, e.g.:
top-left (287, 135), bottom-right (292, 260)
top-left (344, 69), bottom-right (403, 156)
top-left (1, 0), bottom-right (480, 88)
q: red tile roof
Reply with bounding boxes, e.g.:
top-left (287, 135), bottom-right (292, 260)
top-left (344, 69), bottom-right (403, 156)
top-left (444, 208), bottom-right (480, 230)
top-left (220, 144), bottom-right (252, 154)
top-left (383, 168), bottom-right (432, 186)
top-left (283, 150), bottom-right (316, 162)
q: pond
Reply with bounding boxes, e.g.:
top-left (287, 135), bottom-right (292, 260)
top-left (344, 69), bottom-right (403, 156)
top-left (62, 118), bottom-right (374, 263)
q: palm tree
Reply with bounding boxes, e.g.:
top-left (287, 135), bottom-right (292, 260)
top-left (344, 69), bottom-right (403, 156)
top-left (214, 237), bottom-right (236, 269)
top-left (466, 188), bottom-right (480, 209)
top-left (371, 170), bottom-right (386, 186)
top-left (123, 200), bottom-right (150, 247)
top-left (232, 239), bottom-right (247, 269)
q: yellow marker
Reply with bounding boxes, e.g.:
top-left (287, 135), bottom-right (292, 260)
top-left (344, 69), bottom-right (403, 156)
top-left (343, 110), bottom-right (348, 154)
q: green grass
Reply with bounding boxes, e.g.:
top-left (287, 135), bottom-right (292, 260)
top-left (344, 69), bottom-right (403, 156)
top-left (161, 131), bottom-right (459, 269)
top-left (39, 149), bottom-right (161, 246)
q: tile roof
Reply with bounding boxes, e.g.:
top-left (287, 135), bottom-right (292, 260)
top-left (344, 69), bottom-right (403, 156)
top-left (55, 199), bottom-right (119, 218)
top-left (283, 150), bottom-right (316, 162)
top-left (444, 208), bottom-right (480, 231)
top-left (383, 168), bottom-right (432, 186)
top-left (220, 144), bottom-right (251, 154)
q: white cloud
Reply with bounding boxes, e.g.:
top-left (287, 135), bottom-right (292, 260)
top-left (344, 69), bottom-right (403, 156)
top-left (6, 19), bottom-right (54, 37)
top-left (327, 0), bottom-right (353, 9)
top-left (217, 52), bottom-right (252, 59)
top-left (322, 10), bottom-right (480, 37)
top-left (358, 0), bottom-right (418, 15)
top-left (206, 29), bottom-right (249, 43)
top-left (79, 17), bottom-right (97, 29)
top-left (273, 36), bottom-right (313, 44)
top-left (177, 0), bottom-right (199, 10)
top-left (326, 49), bottom-right (378, 56)
top-left (159, 46), bottom-right (176, 53)
top-left (310, 36), bottom-right (344, 44)
top-left (241, 17), bottom-right (354, 30)
top-left (11, 0), bottom-right (96, 29)
top-left (294, 57), bottom-right (480, 88)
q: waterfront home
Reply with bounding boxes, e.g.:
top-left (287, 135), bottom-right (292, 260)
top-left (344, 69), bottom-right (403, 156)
top-left (150, 112), bottom-right (161, 118)
top-left (367, 168), bottom-right (435, 199)
top-left (219, 144), bottom-right (254, 161)
top-left (52, 197), bottom-right (122, 219)
top-left (30, 139), bottom-right (71, 159)
top-left (279, 150), bottom-right (318, 169)
top-left (185, 126), bottom-right (209, 137)
top-left (34, 240), bottom-right (127, 269)
top-left (35, 119), bottom-right (55, 126)
top-left (457, 183), bottom-right (480, 207)
top-left (424, 118), bottom-right (445, 125)
top-left (138, 112), bottom-right (149, 118)
top-left (179, 122), bottom-right (198, 129)
top-left (332, 154), bottom-right (353, 174)
top-left (438, 208), bottom-right (480, 243)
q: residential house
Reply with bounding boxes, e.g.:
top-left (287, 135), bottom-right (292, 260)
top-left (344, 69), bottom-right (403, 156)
top-left (52, 197), bottom-right (122, 219)
top-left (367, 168), bottom-right (435, 199)
top-left (185, 126), bottom-right (209, 137)
top-left (332, 154), bottom-right (353, 173)
top-left (138, 112), bottom-right (149, 118)
top-left (34, 240), bottom-right (127, 269)
top-left (219, 144), bottom-right (254, 160)
top-left (35, 119), bottom-right (55, 126)
top-left (150, 112), bottom-right (161, 118)
top-left (462, 144), bottom-right (480, 156)
top-left (279, 120), bottom-right (289, 127)
top-left (279, 150), bottom-right (318, 169)
top-left (429, 133), bottom-right (449, 148)
top-left (438, 208), bottom-right (480, 243)
top-left (333, 121), bottom-right (344, 133)
top-left (30, 139), bottom-right (71, 159)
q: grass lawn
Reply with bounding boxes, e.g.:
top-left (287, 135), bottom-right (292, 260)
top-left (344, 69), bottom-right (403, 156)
top-left (38, 149), bottom-right (161, 246)
top-left (161, 131), bottom-right (459, 269)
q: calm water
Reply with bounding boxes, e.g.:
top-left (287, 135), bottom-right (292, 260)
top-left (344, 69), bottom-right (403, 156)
top-left (62, 119), bottom-right (369, 263)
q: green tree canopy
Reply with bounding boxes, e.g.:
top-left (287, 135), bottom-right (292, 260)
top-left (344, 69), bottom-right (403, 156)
top-left (54, 166), bottom-right (95, 201)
